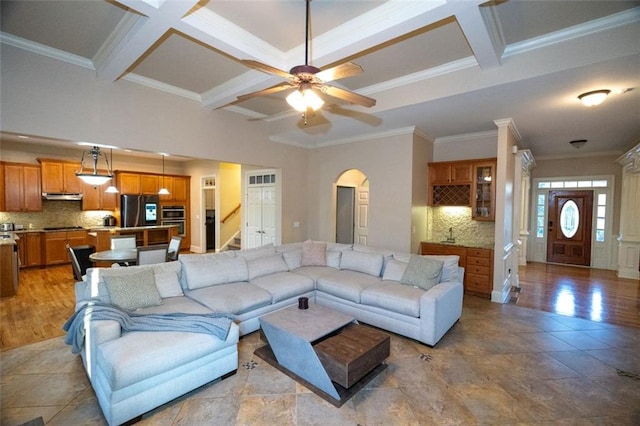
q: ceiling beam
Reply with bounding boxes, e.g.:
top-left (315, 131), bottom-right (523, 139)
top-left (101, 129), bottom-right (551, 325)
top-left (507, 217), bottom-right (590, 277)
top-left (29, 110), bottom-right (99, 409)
top-left (96, 0), bottom-right (198, 81)
top-left (452, 3), bottom-right (503, 69)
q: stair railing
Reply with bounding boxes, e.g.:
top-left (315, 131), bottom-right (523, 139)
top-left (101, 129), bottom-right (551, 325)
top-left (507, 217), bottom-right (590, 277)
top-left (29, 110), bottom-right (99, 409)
top-left (221, 204), bottom-right (241, 224)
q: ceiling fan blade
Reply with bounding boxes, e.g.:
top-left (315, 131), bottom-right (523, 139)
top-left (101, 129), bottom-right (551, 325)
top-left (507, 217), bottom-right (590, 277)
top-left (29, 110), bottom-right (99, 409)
top-left (240, 60), bottom-right (294, 80)
top-left (235, 82), bottom-right (294, 103)
top-left (321, 85), bottom-right (376, 108)
top-left (315, 62), bottom-right (363, 82)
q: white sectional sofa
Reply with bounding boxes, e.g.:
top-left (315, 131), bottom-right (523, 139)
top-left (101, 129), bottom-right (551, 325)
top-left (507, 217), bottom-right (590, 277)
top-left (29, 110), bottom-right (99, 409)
top-left (73, 241), bottom-right (463, 425)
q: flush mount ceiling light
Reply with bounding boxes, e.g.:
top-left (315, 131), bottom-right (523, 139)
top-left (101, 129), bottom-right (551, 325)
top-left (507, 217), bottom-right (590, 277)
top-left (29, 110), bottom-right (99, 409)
top-left (578, 90), bottom-right (610, 107)
top-left (570, 139), bottom-right (588, 149)
top-left (76, 146), bottom-right (113, 186)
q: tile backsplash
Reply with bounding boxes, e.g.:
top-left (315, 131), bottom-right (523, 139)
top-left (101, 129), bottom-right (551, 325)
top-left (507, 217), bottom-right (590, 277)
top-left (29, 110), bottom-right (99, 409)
top-left (427, 206), bottom-right (494, 245)
top-left (0, 201), bottom-right (115, 229)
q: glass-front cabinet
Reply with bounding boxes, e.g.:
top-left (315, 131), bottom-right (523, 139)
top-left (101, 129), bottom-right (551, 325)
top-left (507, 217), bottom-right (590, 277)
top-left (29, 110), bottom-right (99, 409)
top-left (472, 161), bottom-right (496, 221)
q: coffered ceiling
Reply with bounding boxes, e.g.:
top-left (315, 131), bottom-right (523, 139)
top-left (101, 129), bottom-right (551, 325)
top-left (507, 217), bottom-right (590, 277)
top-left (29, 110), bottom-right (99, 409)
top-left (1, 0), bottom-right (639, 158)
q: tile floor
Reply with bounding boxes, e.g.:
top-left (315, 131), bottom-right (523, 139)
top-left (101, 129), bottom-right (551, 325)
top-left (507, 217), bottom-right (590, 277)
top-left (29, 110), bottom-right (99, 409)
top-left (1, 297), bottom-right (639, 425)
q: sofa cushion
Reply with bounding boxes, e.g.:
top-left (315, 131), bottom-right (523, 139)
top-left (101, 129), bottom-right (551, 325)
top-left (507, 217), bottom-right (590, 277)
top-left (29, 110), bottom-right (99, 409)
top-left (250, 271), bottom-right (314, 303)
top-left (340, 250), bottom-right (384, 277)
top-left (400, 255), bottom-right (443, 291)
top-left (316, 270), bottom-right (381, 303)
top-left (247, 253), bottom-right (289, 280)
top-left (181, 256), bottom-right (249, 290)
top-left (185, 282), bottom-right (272, 314)
top-left (103, 269), bottom-right (162, 311)
top-left (382, 258), bottom-right (408, 281)
top-left (301, 241), bottom-right (327, 266)
top-left (97, 326), bottom-right (237, 391)
top-left (281, 248), bottom-right (302, 269)
top-left (137, 295), bottom-right (213, 315)
top-left (393, 253), bottom-right (459, 283)
top-left (236, 243), bottom-right (276, 261)
top-left (290, 265), bottom-right (337, 282)
top-left (361, 281), bottom-right (424, 317)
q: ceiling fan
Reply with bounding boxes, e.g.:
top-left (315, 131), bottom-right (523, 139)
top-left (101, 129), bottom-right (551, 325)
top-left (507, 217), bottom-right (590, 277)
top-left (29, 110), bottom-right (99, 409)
top-left (232, 0), bottom-right (376, 118)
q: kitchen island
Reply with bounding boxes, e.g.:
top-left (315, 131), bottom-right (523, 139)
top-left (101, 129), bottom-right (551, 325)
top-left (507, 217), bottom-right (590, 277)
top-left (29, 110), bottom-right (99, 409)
top-left (88, 225), bottom-right (178, 267)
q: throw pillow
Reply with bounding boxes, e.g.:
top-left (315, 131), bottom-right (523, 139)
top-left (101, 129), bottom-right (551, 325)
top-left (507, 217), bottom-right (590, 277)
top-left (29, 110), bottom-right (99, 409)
top-left (103, 269), bottom-right (162, 311)
top-left (400, 255), bottom-right (444, 291)
top-left (301, 241), bottom-right (327, 266)
top-left (282, 248), bottom-right (302, 269)
top-left (382, 258), bottom-right (408, 281)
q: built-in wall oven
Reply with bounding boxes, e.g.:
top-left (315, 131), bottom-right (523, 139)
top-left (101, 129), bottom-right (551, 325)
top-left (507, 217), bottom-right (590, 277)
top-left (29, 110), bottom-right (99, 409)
top-left (161, 205), bottom-right (186, 237)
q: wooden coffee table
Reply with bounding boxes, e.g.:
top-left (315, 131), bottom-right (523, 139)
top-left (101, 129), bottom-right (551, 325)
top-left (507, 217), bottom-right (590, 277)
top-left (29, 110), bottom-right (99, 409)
top-left (255, 303), bottom-right (390, 407)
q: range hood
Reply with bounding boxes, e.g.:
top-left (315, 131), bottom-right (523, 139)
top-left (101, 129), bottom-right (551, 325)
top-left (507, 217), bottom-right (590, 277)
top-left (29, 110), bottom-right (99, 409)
top-left (42, 193), bottom-right (83, 201)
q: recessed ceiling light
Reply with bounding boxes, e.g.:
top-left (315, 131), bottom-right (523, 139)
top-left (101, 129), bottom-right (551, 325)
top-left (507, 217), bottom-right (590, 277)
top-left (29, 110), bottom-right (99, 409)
top-left (578, 90), bottom-right (610, 107)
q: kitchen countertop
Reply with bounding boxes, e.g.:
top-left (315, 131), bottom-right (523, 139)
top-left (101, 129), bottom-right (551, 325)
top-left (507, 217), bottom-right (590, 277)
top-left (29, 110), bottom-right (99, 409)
top-left (88, 225), bottom-right (178, 232)
top-left (422, 239), bottom-right (495, 250)
top-left (0, 232), bottom-right (19, 245)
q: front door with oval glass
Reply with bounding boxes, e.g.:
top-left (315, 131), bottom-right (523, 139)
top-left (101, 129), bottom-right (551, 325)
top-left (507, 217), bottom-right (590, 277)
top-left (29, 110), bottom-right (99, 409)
top-left (547, 191), bottom-right (593, 266)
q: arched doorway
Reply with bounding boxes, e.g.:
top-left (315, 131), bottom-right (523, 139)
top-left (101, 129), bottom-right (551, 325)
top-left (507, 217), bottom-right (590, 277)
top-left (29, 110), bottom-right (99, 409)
top-left (335, 169), bottom-right (369, 245)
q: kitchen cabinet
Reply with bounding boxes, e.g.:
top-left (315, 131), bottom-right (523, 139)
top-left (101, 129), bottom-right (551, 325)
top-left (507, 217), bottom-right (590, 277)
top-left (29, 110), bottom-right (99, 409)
top-left (39, 159), bottom-right (82, 194)
top-left (3, 163), bottom-right (42, 212)
top-left (429, 162), bottom-right (472, 185)
top-left (141, 174), bottom-right (159, 194)
top-left (82, 181), bottom-right (117, 211)
top-left (42, 230), bottom-right (87, 265)
top-left (159, 176), bottom-right (189, 202)
top-left (117, 172), bottom-right (141, 194)
top-left (16, 232), bottom-right (42, 268)
top-left (0, 165), bottom-right (5, 211)
top-left (420, 242), bottom-right (493, 298)
top-left (0, 244), bottom-right (19, 297)
top-left (472, 160), bottom-right (496, 221)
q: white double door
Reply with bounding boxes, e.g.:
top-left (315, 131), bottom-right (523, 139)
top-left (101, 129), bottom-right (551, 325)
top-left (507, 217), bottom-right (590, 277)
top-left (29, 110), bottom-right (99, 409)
top-left (246, 186), bottom-right (276, 248)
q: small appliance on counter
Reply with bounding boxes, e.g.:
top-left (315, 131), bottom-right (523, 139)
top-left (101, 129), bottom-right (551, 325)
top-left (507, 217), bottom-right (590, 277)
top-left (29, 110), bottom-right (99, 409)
top-left (103, 215), bottom-right (117, 227)
top-left (1, 223), bottom-right (15, 231)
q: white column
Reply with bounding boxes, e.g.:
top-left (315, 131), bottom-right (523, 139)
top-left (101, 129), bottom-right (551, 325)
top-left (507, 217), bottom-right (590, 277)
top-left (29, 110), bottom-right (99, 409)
top-left (515, 150), bottom-right (535, 268)
top-left (616, 143), bottom-right (640, 279)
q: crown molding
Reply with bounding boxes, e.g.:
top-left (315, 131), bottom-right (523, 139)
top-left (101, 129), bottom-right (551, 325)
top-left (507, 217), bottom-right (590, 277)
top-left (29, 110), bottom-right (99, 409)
top-left (0, 32), bottom-right (94, 70)
top-left (435, 130), bottom-right (498, 144)
top-left (494, 118), bottom-right (522, 145)
top-left (504, 6), bottom-right (640, 58)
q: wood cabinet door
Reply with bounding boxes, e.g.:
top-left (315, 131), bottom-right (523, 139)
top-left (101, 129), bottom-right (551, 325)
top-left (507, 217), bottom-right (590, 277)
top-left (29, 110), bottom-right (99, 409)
top-left (44, 232), bottom-right (68, 265)
top-left (63, 162), bottom-right (82, 193)
top-left (118, 173), bottom-right (140, 194)
top-left (67, 231), bottom-right (87, 248)
top-left (81, 182), bottom-right (101, 210)
top-left (3, 164), bottom-right (24, 211)
top-left (429, 163), bottom-right (452, 185)
top-left (471, 161), bottom-right (496, 221)
top-left (0, 164), bottom-right (4, 211)
top-left (451, 163), bottom-right (472, 184)
top-left (102, 189), bottom-right (118, 210)
top-left (171, 176), bottom-right (188, 201)
top-left (25, 233), bottom-right (42, 266)
top-left (22, 166), bottom-right (42, 211)
top-left (141, 174), bottom-right (158, 194)
top-left (40, 161), bottom-right (64, 193)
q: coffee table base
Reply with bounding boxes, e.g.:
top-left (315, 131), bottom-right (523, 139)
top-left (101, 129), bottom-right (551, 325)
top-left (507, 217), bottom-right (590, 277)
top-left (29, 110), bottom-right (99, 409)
top-left (254, 343), bottom-right (387, 408)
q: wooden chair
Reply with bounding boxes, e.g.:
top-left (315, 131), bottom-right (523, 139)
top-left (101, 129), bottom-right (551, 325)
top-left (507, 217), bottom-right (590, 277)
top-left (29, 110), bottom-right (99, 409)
top-left (110, 235), bottom-right (136, 250)
top-left (136, 244), bottom-right (169, 265)
top-left (167, 236), bottom-right (183, 261)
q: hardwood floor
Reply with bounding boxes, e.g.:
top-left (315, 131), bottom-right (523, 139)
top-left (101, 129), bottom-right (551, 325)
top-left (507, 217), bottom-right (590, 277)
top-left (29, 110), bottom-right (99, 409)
top-left (517, 262), bottom-right (640, 329)
top-left (1, 261), bottom-right (638, 350)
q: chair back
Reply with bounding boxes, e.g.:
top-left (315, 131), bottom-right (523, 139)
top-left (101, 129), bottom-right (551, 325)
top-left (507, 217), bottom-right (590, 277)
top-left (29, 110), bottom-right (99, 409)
top-left (137, 244), bottom-right (169, 265)
top-left (167, 236), bottom-right (183, 261)
top-left (67, 246), bottom-right (83, 281)
top-left (110, 235), bottom-right (136, 250)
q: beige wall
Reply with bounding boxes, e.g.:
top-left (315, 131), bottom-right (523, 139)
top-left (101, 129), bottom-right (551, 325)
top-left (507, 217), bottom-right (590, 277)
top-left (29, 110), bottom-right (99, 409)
top-left (2, 45), bottom-right (310, 248)
top-left (411, 132), bottom-right (432, 253)
top-left (307, 131), bottom-right (417, 253)
top-left (218, 163), bottom-right (242, 247)
top-left (434, 133), bottom-right (497, 162)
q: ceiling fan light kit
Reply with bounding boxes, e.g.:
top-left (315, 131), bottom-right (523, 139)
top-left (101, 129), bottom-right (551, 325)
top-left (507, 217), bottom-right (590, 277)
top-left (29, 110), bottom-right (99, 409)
top-left (287, 87), bottom-right (324, 112)
top-left (578, 90), bottom-right (610, 107)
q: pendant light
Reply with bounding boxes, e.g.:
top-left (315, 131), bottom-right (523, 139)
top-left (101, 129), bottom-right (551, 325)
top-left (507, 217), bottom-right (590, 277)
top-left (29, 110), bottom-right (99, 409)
top-left (76, 146), bottom-right (113, 185)
top-left (104, 149), bottom-right (119, 193)
top-left (158, 154), bottom-right (170, 195)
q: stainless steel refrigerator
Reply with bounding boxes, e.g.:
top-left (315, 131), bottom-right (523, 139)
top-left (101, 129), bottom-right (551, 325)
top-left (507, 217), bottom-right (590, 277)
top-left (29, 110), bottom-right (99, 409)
top-left (120, 194), bottom-right (159, 227)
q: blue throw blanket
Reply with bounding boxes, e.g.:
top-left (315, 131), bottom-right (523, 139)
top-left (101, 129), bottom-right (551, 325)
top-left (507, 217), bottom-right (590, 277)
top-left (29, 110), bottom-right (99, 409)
top-left (63, 302), bottom-right (235, 354)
